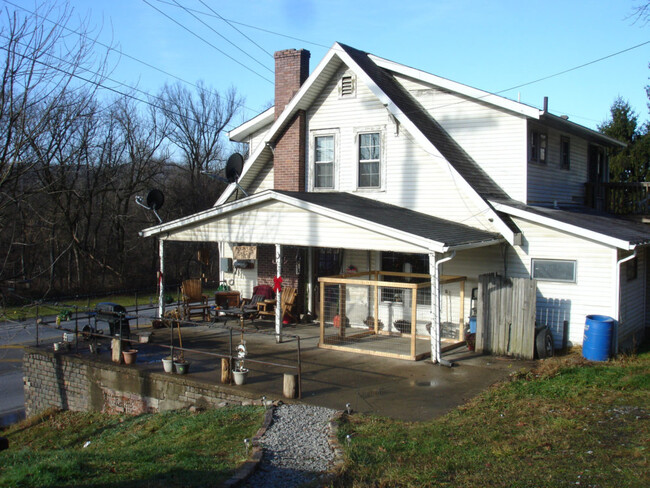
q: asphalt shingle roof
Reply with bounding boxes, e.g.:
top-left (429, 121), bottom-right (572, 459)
top-left (492, 199), bottom-right (650, 246)
top-left (276, 190), bottom-right (502, 248)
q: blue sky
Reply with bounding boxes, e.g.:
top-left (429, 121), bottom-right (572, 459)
top-left (6, 0), bottom-right (650, 131)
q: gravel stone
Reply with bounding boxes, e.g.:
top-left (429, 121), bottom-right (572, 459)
top-left (245, 404), bottom-right (337, 487)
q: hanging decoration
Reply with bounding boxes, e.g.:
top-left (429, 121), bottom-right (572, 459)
top-left (273, 276), bottom-right (283, 293)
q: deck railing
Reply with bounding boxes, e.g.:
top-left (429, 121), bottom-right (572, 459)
top-left (585, 182), bottom-right (650, 216)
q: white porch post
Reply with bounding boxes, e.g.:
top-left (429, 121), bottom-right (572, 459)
top-left (158, 239), bottom-right (165, 318)
top-left (429, 251), bottom-right (440, 363)
top-left (275, 244), bottom-right (283, 343)
top-left (307, 247), bottom-right (314, 316)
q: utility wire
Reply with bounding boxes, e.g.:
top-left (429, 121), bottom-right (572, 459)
top-left (170, 0), bottom-right (272, 73)
top-left (0, 43), bottom-right (243, 134)
top-left (2, 0), bottom-right (264, 116)
top-left (141, 0), bottom-right (273, 84)
top-left (197, 0), bottom-right (273, 58)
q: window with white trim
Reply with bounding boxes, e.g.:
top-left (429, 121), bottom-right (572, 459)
top-left (314, 135), bottom-right (334, 189)
top-left (358, 132), bottom-right (381, 188)
top-left (532, 259), bottom-right (576, 283)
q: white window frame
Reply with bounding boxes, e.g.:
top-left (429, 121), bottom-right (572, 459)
top-left (531, 258), bottom-right (577, 283)
top-left (309, 129), bottom-right (338, 191)
top-left (354, 128), bottom-right (386, 191)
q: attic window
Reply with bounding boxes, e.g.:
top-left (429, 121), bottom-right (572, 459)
top-left (340, 75), bottom-right (355, 97)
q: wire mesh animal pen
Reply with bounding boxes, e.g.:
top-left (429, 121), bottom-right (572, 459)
top-left (318, 271), bottom-right (466, 360)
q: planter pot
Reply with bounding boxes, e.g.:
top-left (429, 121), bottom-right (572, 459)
top-left (232, 368), bottom-right (249, 385)
top-left (122, 349), bottom-right (138, 365)
top-left (162, 358), bottom-right (174, 373)
top-left (174, 361), bottom-right (190, 375)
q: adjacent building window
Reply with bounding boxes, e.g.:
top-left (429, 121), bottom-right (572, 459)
top-left (560, 136), bottom-right (570, 170)
top-left (532, 259), bottom-right (576, 283)
top-left (314, 135), bottom-right (334, 188)
top-left (530, 130), bottom-right (547, 164)
top-left (358, 132), bottom-right (381, 188)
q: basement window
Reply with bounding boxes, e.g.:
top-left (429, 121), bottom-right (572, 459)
top-left (532, 259), bottom-right (576, 283)
top-left (339, 75), bottom-right (355, 97)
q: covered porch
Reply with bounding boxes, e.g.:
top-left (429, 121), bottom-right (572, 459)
top-left (140, 190), bottom-right (503, 362)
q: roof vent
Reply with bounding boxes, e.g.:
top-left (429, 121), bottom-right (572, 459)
top-left (340, 75), bottom-right (355, 97)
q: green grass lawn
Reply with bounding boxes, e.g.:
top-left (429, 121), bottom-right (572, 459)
top-left (0, 406), bottom-right (264, 488)
top-left (335, 347), bottom-right (650, 488)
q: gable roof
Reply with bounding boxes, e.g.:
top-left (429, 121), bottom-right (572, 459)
top-left (490, 199), bottom-right (650, 250)
top-left (141, 190), bottom-right (503, 252)
top-left (338, 43), bottom-right (508, 200)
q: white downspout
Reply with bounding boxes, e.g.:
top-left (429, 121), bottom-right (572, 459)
top-left (614, 248), bottom-right (637, 353)
top-left (429, 250), bottom-right (456, 365)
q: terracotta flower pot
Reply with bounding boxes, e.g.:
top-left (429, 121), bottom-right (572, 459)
top-left (122, 349), bottom-right (138, 365)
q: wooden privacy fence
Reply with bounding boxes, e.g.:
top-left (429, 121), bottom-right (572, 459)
top-left (476, 273), bottom-right (537, 359)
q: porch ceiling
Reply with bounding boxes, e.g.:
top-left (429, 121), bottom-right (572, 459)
top-left (140, 190), bottom-right (503, 253)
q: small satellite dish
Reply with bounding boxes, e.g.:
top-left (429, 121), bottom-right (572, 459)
top-left (135, 189), bottom-right (165, 224)
top-left (225, 153), bottom-right (244, 183)
top-left (146, 189), bottom-right (165, 210)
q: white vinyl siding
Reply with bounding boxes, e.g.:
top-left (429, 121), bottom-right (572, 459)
top-left (166, 201), bottom-right (433, 254)
top-left (306, 66), bottom-right (496, 232)
top-left (245, 161), bottom-right (274, 195)
top-left (527, 122), bottom-right (589, 206)
top-left (394, 74), bottom-right (528, 202)
top-left (507, 217), bottom-right (617, 347)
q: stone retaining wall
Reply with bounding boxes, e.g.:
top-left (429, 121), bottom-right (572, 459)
top-left (23, 347), bottom-right (259, 417)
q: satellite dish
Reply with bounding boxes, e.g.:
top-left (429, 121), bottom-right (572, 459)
top-left (146, 189), bottom-right (165, 210)
top-left (225, 153), bottom-right (244, 183)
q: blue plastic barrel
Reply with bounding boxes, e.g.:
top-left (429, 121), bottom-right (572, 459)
top-left (583, 315), bottom-right (614, 361)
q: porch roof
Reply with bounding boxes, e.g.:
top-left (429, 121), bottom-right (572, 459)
top-left (140, 190), bottom-right (503, 253)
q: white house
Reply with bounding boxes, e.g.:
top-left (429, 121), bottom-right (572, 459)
top-left (141, 43), bottom-right (650, 360)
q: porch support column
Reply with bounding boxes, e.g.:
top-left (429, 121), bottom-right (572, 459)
top-left (158, 239), bottom-right (165, 319)
top-left (307, 247), bottom-right (314, 316)
top-left (275, 244), bottom-right (283, 343)
top-left (428, 251), bottom-right (440, 364)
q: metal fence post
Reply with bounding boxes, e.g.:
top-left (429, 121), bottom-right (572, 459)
top-left (74, 306), bottom-right (78, 353)
top-left (36, 304), bottom-right (39, 346)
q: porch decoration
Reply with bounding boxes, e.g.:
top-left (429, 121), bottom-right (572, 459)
top-left (273, 276), bottom-right (283, 293)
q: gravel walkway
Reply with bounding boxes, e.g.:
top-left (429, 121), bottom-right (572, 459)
top-left (244, 404), bottom-right (338, 487)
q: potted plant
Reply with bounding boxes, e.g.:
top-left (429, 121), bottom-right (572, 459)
top-left (162, 355), bottom-right (174, 373)
top-left (174, 353), bottom-right (190, 374)
top-left (232, 343), bottom-right (249, 385)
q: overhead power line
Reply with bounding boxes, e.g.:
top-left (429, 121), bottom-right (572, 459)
top-left (141, 0), bottom-right (273, 84)
top-left (169, 0), bottom-right (272, 74)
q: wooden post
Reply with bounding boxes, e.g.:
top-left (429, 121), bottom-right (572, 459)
top-left (111, 338), bottom-right (122, 364)
top-left (410, 284), bottom-right (417, 359)
top-left (459, 279), bottom-right (466, 341)
top-left (158, 239), bottom-right (165, 319)
top-left (374, 278), bottom-right (379, 334)
top-left (429, 252), bottom-right (440, 363)
top-left (283, 373), bottom-right (298, 399)
top-left (319, 280), bottom-right (325, 345)
top-left (221, 358), bottom-right (232, 384)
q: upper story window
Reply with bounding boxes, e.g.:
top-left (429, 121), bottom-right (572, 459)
top-left (530, 130), bottom-right (547, 164)
top-left (560, 136), bottom-right (570, 170)
top-left (532, 259), bottom-right (576, 283)
top-left (314, 135), bottom-right (335, 189)
top-left (358, 132), bottom-right (381, 188)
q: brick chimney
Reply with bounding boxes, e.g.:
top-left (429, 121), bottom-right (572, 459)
top-left (273, 49), bottom-right (310, 192)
